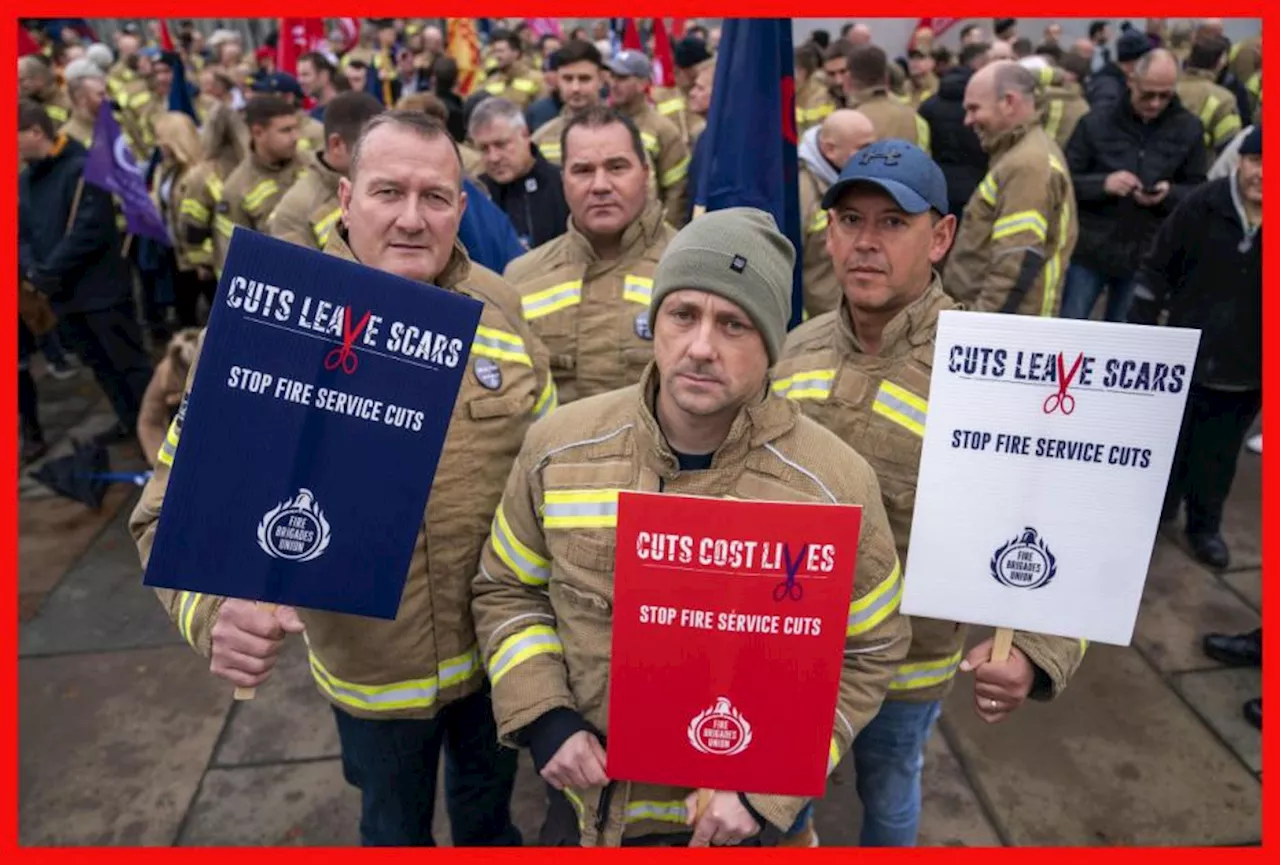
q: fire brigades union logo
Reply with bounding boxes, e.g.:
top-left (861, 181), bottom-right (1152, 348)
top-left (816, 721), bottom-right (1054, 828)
top-left (990, 526), bottom-right (1057, 590)
top-left (257, 488), bottom-right (332, 562)
top-left (687, 696), bottom-right (753, 756)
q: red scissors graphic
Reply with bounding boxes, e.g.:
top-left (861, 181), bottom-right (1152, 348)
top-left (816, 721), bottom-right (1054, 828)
top-left (324, 306), bottom-right (372, 375)
top-left (1043, 351), bottom-right (1084, 415)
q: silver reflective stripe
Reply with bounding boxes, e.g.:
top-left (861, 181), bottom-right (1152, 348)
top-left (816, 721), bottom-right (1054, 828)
top-left (490, 630), bottom-right (562, 676)
top-left (543, 501), bottom-right (618, 519)
top-left (875, 390), bottom-right (926, 428)
top-left (891, 657), bottom-right (962, 689)
top-left (495, 509), bottom-right (551, 585)
top-left (474, 330), bottom-right (525, 355)
top-left (847, 584), bottom-right (900, 631)
top-left (439, 650), bottom-right (479, 687)
top-left (309, 656), bottom-right (438, 706)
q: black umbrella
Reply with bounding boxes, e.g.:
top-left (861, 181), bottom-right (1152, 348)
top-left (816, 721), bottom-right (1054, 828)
top-left (30, 439), bottom-right (152, 510)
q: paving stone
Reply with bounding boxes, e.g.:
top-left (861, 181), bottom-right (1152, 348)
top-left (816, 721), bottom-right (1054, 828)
top-left (19, 646), bottom-right (231, 845)
top-left (1221, 569), bottom-right (1261, 613)
top-left (1133, 539), bottom-right (1261, 674)
top-left (19, 501), bottom-right (182, 656)
top-left (1219, 456), bottom-right (1261, 572)
top-left (941, 643), bottom-right (1261, 845)
top-left (1173, 668), bottom-right (1262, 774)
top-left (179, 761), bottom-right (361, 846)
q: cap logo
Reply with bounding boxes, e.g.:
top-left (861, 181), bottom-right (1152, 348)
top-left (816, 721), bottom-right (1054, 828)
top-left (730, 255), bottom-right (747, 273)
top-left (858, 148), bottom-right (903, 166)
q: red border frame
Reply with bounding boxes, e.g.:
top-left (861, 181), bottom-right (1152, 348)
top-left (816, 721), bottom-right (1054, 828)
top-left (6, 1), bottom-right (1272, 857)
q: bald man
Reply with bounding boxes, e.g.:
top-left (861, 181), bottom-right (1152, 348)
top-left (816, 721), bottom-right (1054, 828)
top-left (987, 40), bottom-right (1016, 62)
top-left (944, 61), bottom-right (1077, 316)
top-left (1070, 38), bottom-right (1095, 63)
top-left (798, 109), bottom-right (878, 317)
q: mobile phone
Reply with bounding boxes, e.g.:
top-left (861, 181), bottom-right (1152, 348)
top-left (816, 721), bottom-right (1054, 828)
top-left (1141, 184), bottom-right (1162, 195)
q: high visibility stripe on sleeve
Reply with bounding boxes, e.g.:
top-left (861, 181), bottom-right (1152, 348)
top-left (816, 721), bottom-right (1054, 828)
top-left (991, 210), bottom-right (1048, 244)
top-left (1038, 66), bottom-right (1055, 87)
top-left (206, 175), bottom-right (224, 200)
top-left (310, 646), bottom-right (481, 711)
top-left (889, 650), bottom-right (964, 691)
top-left (656, 96), bottom-right (686, 115)
top-left (808, 208), bottom-right (830, 234)
top-left (312, 207), bottom-right (342, 247)
top-left (660, 156), bottom-right (690, 187)
top-left (627, 800), bottom-right (688, 824)
top-left (513, 77), bottom-right (540, 94)
top-left (128, 91), bottom-right (152, 109)
top-left (533, 377), bottom-right (558, 419)
top-left (872, 380), bottom-right (927, 437)
top-left (1213, 113), bottom-right (1242, 147)
top-left (1246, 73), bottom-right (1260, 97)
top-left (847, 559), bottom-right (903, 636)
top-left (214, 214), bottom-right (236, 239)
top-left (538, 141), bottom-right (562, 162)
top-left (622, 274), bottom-right (654, 306)
top-left (180, 199), bottom-right (210, 223)
top-left (485, 79), bottom-right (506, 95)
top-left (491, 503), bottom-right (552, 587)
top-left (772, 369), bottom-right (836, 401)
top-left (1045, 100), bottom-right (1065, 141)
top-left (640, 131), bottom-right (660, 156)
top-left (914, 115), bottom-right (931, 154)
top-left (1042, 195), bottom-right (1072, 317)
top-left (521, 280), bottom-right (583, 320)
top-left (1048, 154), bottom-right (1067, 176)
top-left (978, 174), bottom-right (998, 207)
top-left (45, 104), bottom-right (69, 124)
top-left (1079, 638), bottom-right (1089, 655)
top-left (187, 247), bottom-right (212, 265)
top-left (177, 591), bottom-right (203, 647)
top-left (156, 417), bottom-right (181, 467)
top-left (243, 179), bottom-right (280, 213)
top-left (826, 737), bottom-right (841, 774)
top-left (543, 488), bottom-right (620, 529)
top-left (471, 326), bottom-right (533, 366)
top-left (488, 625), bottom-right (563, 685)
top-left (797, 103), bottom-right (835, 125)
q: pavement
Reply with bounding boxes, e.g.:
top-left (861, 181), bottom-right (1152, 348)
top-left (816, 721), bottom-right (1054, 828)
top-left (18, 357), bottom-right (1262, 847)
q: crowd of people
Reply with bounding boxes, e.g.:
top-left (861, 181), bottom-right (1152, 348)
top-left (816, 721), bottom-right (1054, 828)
top-left (17, 15), bottom-right (1261, 848)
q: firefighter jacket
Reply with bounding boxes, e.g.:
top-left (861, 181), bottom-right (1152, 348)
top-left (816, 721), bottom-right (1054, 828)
top-left (1228, 37), bottom-right (1262, 94)
top-left (618, 101), bottom-right (692, 229)
top-left (106, 61), bottom-right (138, 103)
top-left (943, 122), bottom-right (1077, 316)
top-left (797, 158), bottom-right (840, 318)
top-left (847, 87), bottom-right (931, 154)
top-left (1034, 66), bottom-right (1090, 152)
top-left (296, 110), bottom-right (326, 156)
top-left (796, 74), bottom-right (838, 135)
top-left (773, 277), bottom-right (1088, 703)
top-left (483, 60), bottom-right (544, 109)
top-left (129, 231), bottom-right (559, 721)
top-left (1177, 68), bottom-right (1244, 152)
top-left (651, 84), bottom-right (703, 149)
top-left (530, 109), bottom-right (572, 165)
top-left (35, 82), bottom-right (72, 127)
top-left (177, 108), bottom-right (249, 274)
top-left (153, 161), bottom-right (202, 271)
top-left (138, 328), bottom-right (201, 469)
top-left (908, 72), bottom-right (939, 109)
top-left (58, 111), bottom-right (95, 148)
top-left (470, 363), bottom-right (911, 845)
top-left (504, 199), bottom-right (676, 405)
top-left (212, 146), bottom-right (309, 275)
top-left (117, 79), bottom-right (159, 158)
top-left (264, 151), bottom-right (342, 251)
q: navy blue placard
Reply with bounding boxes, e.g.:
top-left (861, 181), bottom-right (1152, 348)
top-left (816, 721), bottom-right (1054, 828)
top-left (143, 230), bottom-right (483, 620)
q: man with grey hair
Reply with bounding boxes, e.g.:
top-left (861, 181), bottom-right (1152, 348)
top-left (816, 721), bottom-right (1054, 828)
top-left (85, 43), bottom-right (114, 76)
top-left (470, 97), bottom-right (569, 251)
top-left (60, 63), bottom-right (109, 146)
top-left (944, 60), bottom-right (1077, 316)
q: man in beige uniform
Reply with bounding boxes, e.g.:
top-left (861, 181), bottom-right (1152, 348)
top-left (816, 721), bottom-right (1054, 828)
top-left (1176, 36), bottom-right (1243, 153)
top-left (944, 62), bottom-right (1076, 316)
top-left (131, 110), bottom-right (556, 847)
top-left (795, 41), bottom-right (838, 134)
top-left (652, 36), bottom-right (713, 149)
top-left (774, 140), bottom-right (1087, 847)
top-left (267, 91), bottom-right (383, 251)
top-left (483, 28), bottom-right (544, 110)
top-left (18, 55), bottom-right (72, 128)
top-left (606, 50), bottom-right (691, 228)
top-left (531, 39), bottom-right (607, 165)
top-left (506, 106), bottom-right (677, 405)
top-left (840, 44), bottom-right (930, 153)
top-left (1036, 53), bottom-right (1091, 151)
top-left (473, 207), bottom-right (909, 847)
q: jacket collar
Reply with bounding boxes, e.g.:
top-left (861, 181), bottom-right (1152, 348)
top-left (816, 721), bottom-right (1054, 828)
top-left (846, 86), bottom-right (893, 109)
top-left (835, 272), bottom-right (952, 358)
top-left (565, 198), bottom-right (667, 263)
top-left (311, 152), bottom-right (344, 193)
top-left (250, 144), bottom-right (297, 174)
top-left (325, 226), bottom-right (472, 290)
top-left (983, 120), bottom-right (1037, 161)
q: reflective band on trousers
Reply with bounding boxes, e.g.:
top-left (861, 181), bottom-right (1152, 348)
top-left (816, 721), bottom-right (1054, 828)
top-left (622, 275), bottom-right (654, 307)
top-left (488, 624), bottom-right (563, 686)
top-left (847, 559), bottom-right (903, 636)
top-left (472, 325), bottom-right (533, 366)
top-left (873, 381), bottom-right (927, 437)
top-left (309, 646), bottom-right (480, 711)
top-left (522, 280), bottom-right (582, 320)
top-left (543, 489), bottom-right (620, 529)
top-left (1043, 163), bottom-right (1072, 317)
top-left (889, 650), bottom-right (964, 691)
top-left (491, 503), bottom-right (551, 586)
top-left (772, 369), bottom-right (835, 401)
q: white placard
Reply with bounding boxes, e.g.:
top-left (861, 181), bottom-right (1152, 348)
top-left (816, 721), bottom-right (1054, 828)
top-left (900, 311), bottom-right (1201, 647)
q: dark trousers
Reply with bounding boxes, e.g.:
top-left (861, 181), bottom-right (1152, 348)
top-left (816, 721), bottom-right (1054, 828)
top-left (171, 262), bottom-right (218, 328)
top-left (18, 321), bottom-right (40, 434)
top-left (332, 687), bottom-right (522, 847)
top-left (58, 304), bottom-right (153, 432)
top-left (1164, 384), bottom-right (1262, 536)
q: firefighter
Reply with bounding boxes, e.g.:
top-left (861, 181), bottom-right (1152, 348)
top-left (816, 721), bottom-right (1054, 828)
top-left (482, 28), bottom-right (545, 110)
top-left (531, 39), bottom-right (606, 165)
top-left (838, 44), bottom-right (931, 153)
top-left (1176, 36), bottom-right (1244, 153)
top-left (795, 41), bottom-right (838, 135)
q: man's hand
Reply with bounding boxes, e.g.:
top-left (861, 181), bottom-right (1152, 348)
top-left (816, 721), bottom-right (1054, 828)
top-left (959, 638), bottom-right (1037, 724)
top-left (540, 730), bottom-right (608, 791)
top-left (1103, 170), bottom-right (1142, 197)
top-left (1133, 180), bottom-right (1171, 207)
top-left (208, 600), bottom-right (305, 689)
top-left (685, 790), bottom-right (761, 847)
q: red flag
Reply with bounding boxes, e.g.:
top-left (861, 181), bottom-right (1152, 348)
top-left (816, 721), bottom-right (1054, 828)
top-left (18, 27), bottom-right (41, 57)
top-left (908, 17), bottom-right (960, 51)
top-left (279, 18), bottom-right (325, 77)
top-left (670, 18), bottom-right (687, 40)
top-left (158, 20), bottom-right (174, 51)
top-left (622, 18), bottom-right (643, 52)
top-left (651, 18), bottom-right (675, 88)
top-left (446, 19), bottom-right (484, 97)
top-left (334, 18), bottom-right (360, 54)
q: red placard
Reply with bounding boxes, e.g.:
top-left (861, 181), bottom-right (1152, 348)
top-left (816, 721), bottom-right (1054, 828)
top-left (606, 491), bottom-right (861, 798)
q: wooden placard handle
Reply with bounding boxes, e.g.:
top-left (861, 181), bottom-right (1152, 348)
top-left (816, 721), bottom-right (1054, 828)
top-left (991, 626), bottom-right (1014, 663)
top-left (232, 602), bottom-right (279, 701)
top-left (693, 788), bottom-right (715, 823)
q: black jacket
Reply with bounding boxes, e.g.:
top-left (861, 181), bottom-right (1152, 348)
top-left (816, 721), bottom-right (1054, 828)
top-left (437, 89), bottom-right (467, 143)
top-left (1217, 68), bottom-right (1254, 128)
top-left (1132, 176), bottom-right (1260, 389)
top-left (918, 67), bottom-right (988, 217)
top-left (1086, 63), bottom-right (1127, 113)
top-left (19, 136), bottom-right (132, 315)
top-left (1066, 92), bottom-right (1208, 278)
top-left (525, 94), bottom-right (562, 135)
top-left (480, 145), bottom-right (570, 252)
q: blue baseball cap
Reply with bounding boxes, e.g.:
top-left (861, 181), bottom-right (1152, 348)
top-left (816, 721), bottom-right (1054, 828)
top-left (821, 138), bottom-right (949, 215)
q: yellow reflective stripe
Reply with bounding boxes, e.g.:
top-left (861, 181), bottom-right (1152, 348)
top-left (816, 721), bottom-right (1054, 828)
top-left (772, 368), bottom-right (836, 401)
top-left (656, 96), bottom-right (686, 115)
top-left (889, 650), bottom-right (964, 691)
top-left (660, 155), bottom-right (689, 187)
top-left (1246, 72), bottom-right (1260, 97)
top-left (847, 559), bottom-right (903, 636)
top-left (622, 274), bottom-right (654, 306)
top-left (243, 179), bottom-right (280, 213)
top-left (521, 280), bottom-right (583, 320)
top-left (914, 114), bottom-right (931, 154)
top-left (808, 208), bottom-right (829, 234)
top-left (187, 247), bottom-right (212, 264)
top-left (472, 325), bottom-right (532, 366)
top-left (512, 77), bottom-right (539, 94)
top-left (312, 207), bottom-right (343, 246)
top-left (214, 215), bottom-right (236, 238)
top-left (488, 625), bottom-right (563, 686)
top-left (1038, 66), bottom-right (1055, 87)
top-left (826, 737), bottom-right (841, 774)
top-left (797, 102), bottom-right (835, 124)
top-left (978, 174), bottom-right (998, 206)
top-left (627, 800), bottom-right (689, 824)
top-left (1198, 95), bottom-right (1220, 147)
top-left (177, 591), bottom-right (203, 647)
top-left (484, 80), bottom-right (506, 95)
top-left (1045, 100), bottom-right (1064, 141)
top-left (872, 380), bottom-right (927, 436)
top-left (206, 175), bottom-right (224, 200)
top-left (128, 91), bottom-right (152, 109)
top-left (491, 503), bottom-right (551, 587)
top-left (309, 646), bottom-right (480, 711)
top-left (45, 104), bottom-right (69, 124)
top-left (1042, 195), bottom-right (1072, 317)
top-left (1048, 154), bottom-right (1066, 177)
top-left (1213, 113), bottom-right (1241, 147)
top-left (640, 132), bottom-right (660, 158)
top-left (539, 141), bottom-right (562, 161)
top-left (180, 199), bottom-right (210, 223)
top-left (157, 417), bottom-right (180, 467)
top-left (533, 377), bottom-right (558, 419)
top-left (543, 488), bottom-right (620, 529)
top-left (991, 210), bottom-right (1048, 243)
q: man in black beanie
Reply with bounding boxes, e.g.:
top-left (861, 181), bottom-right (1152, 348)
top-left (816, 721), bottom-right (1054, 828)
top-left (1087, 27), bottom-right (1152, 111)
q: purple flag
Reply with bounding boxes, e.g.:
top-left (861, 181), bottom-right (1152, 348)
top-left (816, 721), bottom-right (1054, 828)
top-left (82, 102), bottom-right (170, 246)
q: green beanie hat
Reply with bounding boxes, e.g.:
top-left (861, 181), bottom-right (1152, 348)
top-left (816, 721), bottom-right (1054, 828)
top-left (648, 207), bottom-right (795, 364)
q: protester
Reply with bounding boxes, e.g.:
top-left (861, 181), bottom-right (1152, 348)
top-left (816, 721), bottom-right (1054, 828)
top-left (1176, 36), bottom-right (1244, 153)
top-left (523, 49), bottom-right (564, 133)
top-left (482, 28), bottom-right (544, 109)
top-left (136, 327), bottom-right (200, 466)
top-left (175, 103), bottom-right (247, 283)
top-left (530, 39), bottom-right (606, 164)
top-left (296, 51), bottom-right (343, 123)
top-left (918, 42), bottom-right (991, 222)
top-left (1038, 52), bottom-right (1092, 151)
top-left (150, 111), bottom-right (215, 328)
top-left (839, 44), bottom-right (930, 152)
top-left (1087, 28), bottom-right (1150, 112)
top-left (1203, 628), bottom-right (1261, 729)
top-left (795, 41), bottom-right (837, 135)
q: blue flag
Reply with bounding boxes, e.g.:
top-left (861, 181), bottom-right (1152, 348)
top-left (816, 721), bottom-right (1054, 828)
top-left (82, 101), bottom-right (170, 245)
top-left (142, 231), bottom-right (483, 619)
top-left (692, 19), bottom-right (803, 328)
top-left (168, 55), bottom-right (199, 122)
top-left (458, 178), bottom-right (525, 273)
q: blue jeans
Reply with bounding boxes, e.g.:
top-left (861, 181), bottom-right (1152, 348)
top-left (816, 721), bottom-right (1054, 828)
top-left (1060, 263), bottom-right (1136, 322)
top-left (786, 699), bottom-right (943, 846)
top-left (332, 687), bottom-right (522, 847)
